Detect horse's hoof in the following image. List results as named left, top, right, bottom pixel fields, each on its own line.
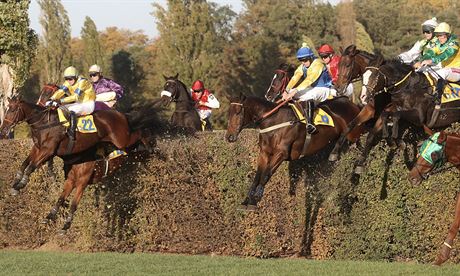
left=58, top=229, right=67, bottom=236
left=246, top=205, right=258, bottom=211
left=354, top=166, right=364, bottom=175
left=41, top=218, right=50, bottom=224
left=10, top=188, right=19, bottom=196
left=237, top=204, right=248, bottom=211
left=328, top=153, right=338, bottom=162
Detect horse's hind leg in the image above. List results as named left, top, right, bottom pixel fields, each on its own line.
left=61, top=166, right=92, bottom=232
left=434, top=192, right=460, bottom=266
left=42, top=172, right=76, bottom=224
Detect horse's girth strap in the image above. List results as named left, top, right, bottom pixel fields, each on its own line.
left=259, top=121, right=294, bottom=133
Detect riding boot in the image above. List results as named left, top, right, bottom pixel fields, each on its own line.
left=434, top=78, right=445, bottom=107
left=68, top=111, right=77, bottom=140
left=305, top=100, right=316, bottom=134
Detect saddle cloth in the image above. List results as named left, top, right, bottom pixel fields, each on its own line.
left=288, top=103, right=334, bottom=127
left=57, top=109, right=98, bottom=133
left=424, top=73, right=460, bottom=104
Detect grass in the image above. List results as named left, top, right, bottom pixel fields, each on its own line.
left=0, top=250, right=459, bottom=275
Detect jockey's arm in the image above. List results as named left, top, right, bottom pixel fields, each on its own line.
left=50, top=83, right=70, bottom=101
left=285, top=65, right=303, bottom=91
left=108, top=79, right=124, bottom=99
left=399, top=40, right=422, bottom=63
left=296, top=61, right=323, bottom=90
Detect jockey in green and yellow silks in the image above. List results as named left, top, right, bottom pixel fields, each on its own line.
left=282, top=43, right=337, bottom=134
left=415, top=22, right=460, bottom=106
left=46, top=66, right=96, bottom=139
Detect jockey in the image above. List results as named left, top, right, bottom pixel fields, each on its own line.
left=282, top=43, right=336, bottom=134
left=46, top=66, right=96, bottom=140
left=318, top=44, right=354, bottom=97
left=398, top=17, right=439, bottom=67
left=416, top=22, right=460, bottom=106
left=89, top=64, right=124, bottom=109
left=190, top=80, right=220, bottom=130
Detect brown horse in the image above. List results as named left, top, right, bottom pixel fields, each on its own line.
left=265, top=63, right=297, bottom=102
left=160, top=74, right=203, bottom=132
left=0, top=96, right=149, bottom=195
left=408, top=130, right=460, bottom=265
left=225, top=94, right=363, bottom=208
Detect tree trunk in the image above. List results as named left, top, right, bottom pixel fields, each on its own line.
left=0, top=64, right=15, bottom=124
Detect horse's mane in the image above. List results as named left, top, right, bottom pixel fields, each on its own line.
left=383, top=59, right=413, bottom=73
left=246, top=96, right=277, bottom=108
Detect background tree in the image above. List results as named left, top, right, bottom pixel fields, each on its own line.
left=0, top=0, right=37, bottom=122
left=81, top=16, right=104, bottom=72
left=37, top=0, right=71, bottom=83
left=336, top=0, right=356, bottom=48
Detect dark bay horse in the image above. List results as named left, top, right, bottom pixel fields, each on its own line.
left=225, top=94, right=363, bottom=208
left=265, top=63, right=297, bottom=102
left=160, top=74, right=203, bottom=132
left=0, top=96, right=149, bottom=195
left=356, top=61, right=460, bottom=173
left=408, top=130, right=460, bottom=265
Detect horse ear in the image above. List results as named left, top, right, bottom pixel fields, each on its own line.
left=339, top=46, right=343, bottom=55
left=437, top=131, right=447, bottom=144
left=374, top=54, right=385, bottom=66
left=350, top=45, right=357, bottom=56
left=174, top=73, right=179, bottom=79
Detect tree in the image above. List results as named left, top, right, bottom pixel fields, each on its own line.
left=0, top=0, right=37, bottom=122
left=336, top=0, right=356, bottom=47
left=37, top=0, right=71, bottom=83
left=81, top=16, right=104, bottom=72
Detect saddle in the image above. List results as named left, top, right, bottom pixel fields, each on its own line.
left=424, top=73, right=460, bottom=104
left=57, top=109, right=98, bottom=133
left=289, top=102, right=335, bottom=127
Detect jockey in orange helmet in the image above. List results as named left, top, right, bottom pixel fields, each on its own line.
left=190, top=80, right=220, bottom=130
left=318, top=44, right=354, bottom=97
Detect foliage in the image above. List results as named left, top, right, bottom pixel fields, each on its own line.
left=37, top=0, right=71, bottom=83
left=80, top=16, right=104, bottom=72
left=0, top=0, right=37, bottom=89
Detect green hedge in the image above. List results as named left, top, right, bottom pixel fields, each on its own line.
left=0, top=129, right=458, bottom=263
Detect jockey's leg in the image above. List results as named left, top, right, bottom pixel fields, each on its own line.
left=65, top=101, right=95, bottom=139
left=95, top=92, right=117, bottom=108
left=296, top=87, right=330, bottom=134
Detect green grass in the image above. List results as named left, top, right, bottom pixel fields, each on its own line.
left=0, top=250, right=459, bottom=275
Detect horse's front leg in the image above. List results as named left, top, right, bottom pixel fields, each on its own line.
left=434, top=192, right=460, bottom=266
left=354, top=115, right=384, bottom=175
left=10, top=146, right=39, bottom=195
left=12, top=147, right=53, bottom=195
left=247, top=148, right=288, bottom=210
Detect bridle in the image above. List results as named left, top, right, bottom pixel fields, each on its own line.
left=266, top=69, right=289, bottom=101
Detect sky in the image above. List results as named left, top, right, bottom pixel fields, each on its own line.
left=29, top=0, right=339, bottom=39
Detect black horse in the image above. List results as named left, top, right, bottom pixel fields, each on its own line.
left=354, top=60, right=460, bottom=172
left=160, top=74, right=204, bottom=132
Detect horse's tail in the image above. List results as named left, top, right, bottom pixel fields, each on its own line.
left=125, top=99, right=170, bottom=135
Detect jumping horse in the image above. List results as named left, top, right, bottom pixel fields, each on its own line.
left=0, top=94, right=150, bottom=196
left=160, top=74, right=204, bottom=132
left=408, top=130, right=460, bottom=265
left=358, top=61, right=460, bottom=173
left=225, top=94, right=363, bottom=209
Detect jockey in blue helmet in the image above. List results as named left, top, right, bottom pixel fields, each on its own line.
left=282, top=43, right=336, bottom=134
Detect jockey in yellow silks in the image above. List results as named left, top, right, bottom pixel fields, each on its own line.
left=46, top=66, right=96, bottom=139
left=282, top=43, right=337, bottom=134
left=415, top=22, right=460, bottom=106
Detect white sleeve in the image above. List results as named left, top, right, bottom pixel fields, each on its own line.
left=205, top=94, right=220, bottom=109
left=398, top=41, right=422, bottom=63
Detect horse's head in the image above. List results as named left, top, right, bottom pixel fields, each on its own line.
left=336, top=45, right=360, bottom=93
left=0, top=96, right=26, bottom=138
left=36, top=84, right=59, bottom=107
left=265, top=63, right=295, bottom=102
left=408, top=131, right=447, bottom=185
left=160, top=73, right=181, bottom=106
left=362, top=66, right=387, bottom=103
left=225, top=93, right=246, bottom=143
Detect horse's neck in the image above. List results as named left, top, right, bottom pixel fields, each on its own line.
left=176, top=85, right=194, bottom=109
left=244, top=99, right=286, bottom=126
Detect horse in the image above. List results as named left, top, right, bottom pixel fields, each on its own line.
left=225, top=94, right=363, bottom=209
left=355, top=61, right=460, bottom=174
left=265, top=63, right=297, bottom=102
left=408, top=130, right=460, bottom=265
left=159, top=74, right=203, bottom=132
left=0, top=96, right=152, bottom=195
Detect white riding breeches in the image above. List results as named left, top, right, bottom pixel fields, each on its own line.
left=295, top=86, right=337, bottom=102
left=197, top=109, right=212, bottom=120
left=344, top=83, right=354, bottom=97
left=63, top=101, right=95, bottom=116
left=430, top=67, right=460, bottom=82
left=96, top=92, right=117, bottom=108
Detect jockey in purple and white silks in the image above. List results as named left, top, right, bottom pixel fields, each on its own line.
left=88, top=64, right=124, bottom=110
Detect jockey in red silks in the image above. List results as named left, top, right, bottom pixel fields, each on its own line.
left=318, top=44, right=354, bottom=97
left=190, top=80, right=220, bottom=130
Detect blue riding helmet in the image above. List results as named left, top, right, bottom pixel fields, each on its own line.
left=296, top=47, right=315, bottom=60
